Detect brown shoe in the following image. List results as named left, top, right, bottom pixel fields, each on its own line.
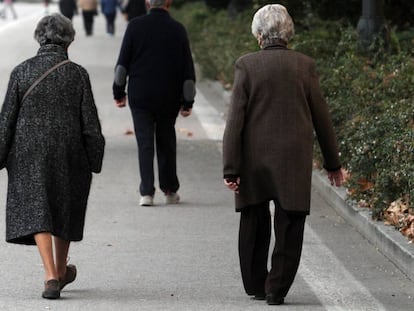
left=59, top=264, right=77, bottom=290
left=42, top=279, right=60, bottom=299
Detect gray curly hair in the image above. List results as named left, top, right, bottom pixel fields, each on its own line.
left=34, top=13, right=75, bottom=48
left=251, top=4, right=294, bottom=46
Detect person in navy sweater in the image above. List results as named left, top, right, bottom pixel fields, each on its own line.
left=113, top=0, right=196, bottom=206
left=101, top=0, right=121, bottom=35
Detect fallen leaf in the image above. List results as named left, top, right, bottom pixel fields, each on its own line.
left=358, top=199, right=371, bottom=208
left=178, top=128, right=194, bottom=137
left=357, top=178, right=373, bottom=192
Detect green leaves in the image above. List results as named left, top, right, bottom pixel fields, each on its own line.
left=317, top=27, right=414, bottom=219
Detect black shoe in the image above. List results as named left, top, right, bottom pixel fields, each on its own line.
left=266, top=293, right=284, bottom=305
left=42, top=279, right=60, bottom=299
left=250, top=293, right=266, bottom=300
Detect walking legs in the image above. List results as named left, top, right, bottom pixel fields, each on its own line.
left=34, top=233, right=58, bottom=281
left=34, top=232, right=71, bottom=281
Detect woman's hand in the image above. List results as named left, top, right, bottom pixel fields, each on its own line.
left=115, top=97, right=127, bottom=108
left=327, top=169, right=345, bottom=187
left=224, top=177, right=240, bottom=194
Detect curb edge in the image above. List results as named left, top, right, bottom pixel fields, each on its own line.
left=312, top=170, right=414, bottom=282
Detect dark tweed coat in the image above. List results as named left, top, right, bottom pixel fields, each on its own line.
left=0, top=44, right=105, bottom=245
left=223, top=43, right=341, bottom=213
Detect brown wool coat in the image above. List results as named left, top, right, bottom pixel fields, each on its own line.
left=223, top=43, right=341, bottom=213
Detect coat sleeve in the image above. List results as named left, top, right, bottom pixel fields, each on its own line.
left=0, top=70, right=20, bottom=170
left=79, top=68, right=105, bottom=173
left=307, top=60, right=341, bottom=171
left=181, top=28, right=196, bottom=109
left=223, top=59, right=248, bottom=178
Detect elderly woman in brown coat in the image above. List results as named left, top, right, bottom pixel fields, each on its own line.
left=223, top=4, right=344, bottom=306
left=0, top=14, right=105, bottom=299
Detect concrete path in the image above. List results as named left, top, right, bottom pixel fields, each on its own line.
left=0, top=3, right=413, bottom=310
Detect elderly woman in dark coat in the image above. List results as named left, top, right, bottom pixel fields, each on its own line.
left=0, top=13, right=105, bottom=299
left=223, top=4, right=344, bottom=306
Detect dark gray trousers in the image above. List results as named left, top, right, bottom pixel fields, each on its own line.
left=130, top=108, right=179, bottom=196
left=239, top=201, right=306, bottom=297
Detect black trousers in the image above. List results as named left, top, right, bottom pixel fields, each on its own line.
left=105, top=13, right=116, bottom=34
left=82, top=11, right=95, bottom=35
left=130, top=108, right=179, bottom=196
left=239, top=201, right=306, bottom=298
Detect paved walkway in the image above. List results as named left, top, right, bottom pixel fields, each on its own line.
left=0, top=3, right=413, bottom=311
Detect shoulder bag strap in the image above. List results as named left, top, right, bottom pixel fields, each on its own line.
left=21, top=59, right=71, bottom=103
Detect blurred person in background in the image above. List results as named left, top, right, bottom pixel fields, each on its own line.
left=0, top=13, right=105, bottom=299
left=78, top=0, right=98, bottom=36
left=59, top=0, right=78, bottom=21
left=101, top=0, right=121, bottom=35
left=0, top=0, right=17, bottom=19
left=44, top=0, right=50, bottom=14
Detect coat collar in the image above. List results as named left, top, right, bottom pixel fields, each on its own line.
left=262, top=40, right=288, bottom=50
left=37, top=44, right=68, bottom=57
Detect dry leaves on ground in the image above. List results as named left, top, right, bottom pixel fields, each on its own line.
left=384, top=199, right=414, bottom=243
left=124, top=129, right=134, bottom=135
left=178, top=128, right=193, bottom=137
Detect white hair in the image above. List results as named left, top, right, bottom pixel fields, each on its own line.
left=148, top=0, right=168, bottom=7
left=251, top=4, right=294, bottom=45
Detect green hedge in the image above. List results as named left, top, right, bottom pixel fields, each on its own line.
left=317, top=30, right=414, bottom=218
left=171, top=3, right=414, bottom=218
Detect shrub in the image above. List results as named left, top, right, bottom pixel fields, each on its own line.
left=317, top=29, right=414, bottom=218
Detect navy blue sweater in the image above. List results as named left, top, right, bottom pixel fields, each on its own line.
left=113, top=8, right=196, bottom=113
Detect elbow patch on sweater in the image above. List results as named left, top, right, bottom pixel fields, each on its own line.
left=114, top=65, right=127, bottom=86
left=183, top=80, right=196, bottom=102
